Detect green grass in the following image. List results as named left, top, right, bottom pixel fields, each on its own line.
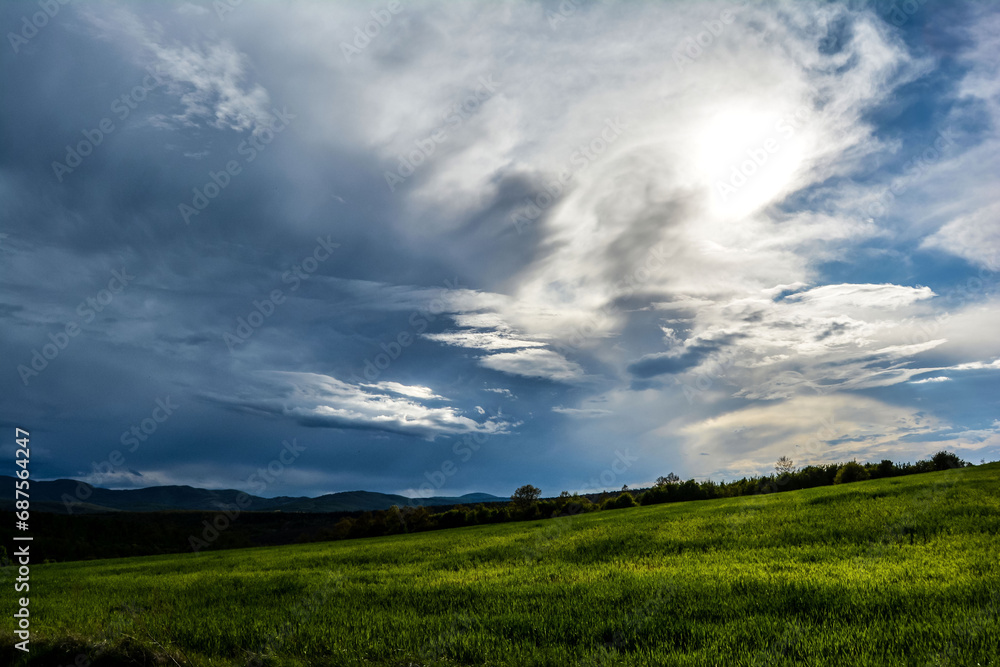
left=8, top=464, right=1000, bottom=666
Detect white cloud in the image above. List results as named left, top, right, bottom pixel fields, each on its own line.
left=423, top=330, right=547, bottom=351
left=634, top=283, right=950, bottom=399
left=79, top=5, right=274, bottom=134
left=910, top=376, right=951, bottom=384
left=782, top=283, right=936, bottom=311
left=480, top=348, right=584, bottom=382
left=951, top=358, right=1000, bottom=371
left=361, top=381, right=446, bottom=401
left=922, top=202, right=1000, bottom=272
left=676, top=393, right=947, bottom=477
left=212, top=371, right=508, bottom=440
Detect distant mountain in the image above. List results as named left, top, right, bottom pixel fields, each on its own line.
left=0, top=476, right=504, bottom=514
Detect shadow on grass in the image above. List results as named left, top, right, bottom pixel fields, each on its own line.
left=1, top=635, right=190, bottom=667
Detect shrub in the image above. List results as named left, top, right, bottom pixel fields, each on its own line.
left=612, top=492, right=638, bottom=509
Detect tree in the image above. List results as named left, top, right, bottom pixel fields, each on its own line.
left=834, top=461, right=869, bottom=485
left=775, top=456, right=795, bottom=476
left=931, top=451, right=966, bottom=471
left=511, top=484, right=541, bottom=508
left=655, top=473, right=680, bottom=487
left=873, top=459, right=895, bottom=478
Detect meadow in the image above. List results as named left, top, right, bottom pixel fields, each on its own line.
left=6, top=463, right=1000, bottom=666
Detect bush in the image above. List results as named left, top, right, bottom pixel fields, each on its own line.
left=834, top=461, right=869, bottom=485
left=567, top=496, right=595, bottom=513
left=612, top=492, right=638, bottom=509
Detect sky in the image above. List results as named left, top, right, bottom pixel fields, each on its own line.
left=2, top=0, right=999, bottom=499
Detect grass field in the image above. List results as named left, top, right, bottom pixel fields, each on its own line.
left=7, top=463, right=1000, bottom=666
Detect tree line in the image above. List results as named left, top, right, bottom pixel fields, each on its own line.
left=327, top=450, right=972, bottom=539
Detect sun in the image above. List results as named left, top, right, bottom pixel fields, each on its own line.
left=694, top=103, right=813, bottom=220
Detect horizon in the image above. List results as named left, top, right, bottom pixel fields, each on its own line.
left=3, top=0, right=999, bottom=500
left=18, top=444, right=984, bottom=501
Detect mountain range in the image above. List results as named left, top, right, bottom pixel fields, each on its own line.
left=1, top=476, right=504, bottom=514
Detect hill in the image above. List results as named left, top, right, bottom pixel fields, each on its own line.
left=0, top=475, right=503, bottom=514
left=5, top=463, right=999, bottom=666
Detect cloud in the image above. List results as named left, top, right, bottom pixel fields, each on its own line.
left=480, top=348, right=584, bottom=382
left=627, top=342, right=726, bottom=379
left=921, top=202, right=1000, bottom=271
left=422, top=312, right=582, bottom=382
left=951, top=358, right=1000, bottom=371
left=552, top=406, right=613, bottom=418
left=910, top=376, right=951, bottom=384
left=631, top=283, right=950, bottom=398
left=781, top=283, right=936, bottom=310
left=360, top=381, right=446, bottom=401
left=78, top=5, right=274, bottom=134
left=209, top=371, right=508, bottom=440
left=677, top=393, right=948, bottom=477
left=423, top=330, right=547, bottom=351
